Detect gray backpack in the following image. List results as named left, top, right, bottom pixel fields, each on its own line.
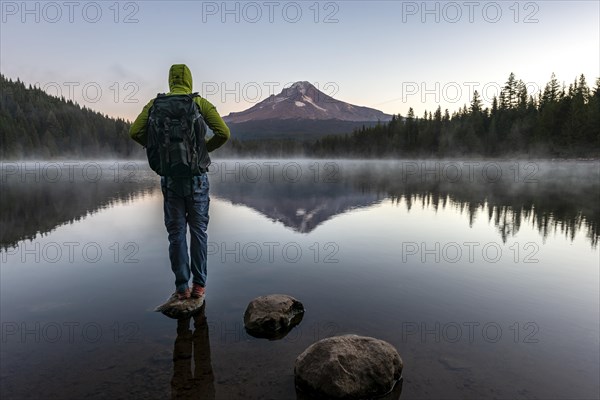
left=146, top=93, right=210, bottom=177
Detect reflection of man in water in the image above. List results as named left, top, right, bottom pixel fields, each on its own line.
left=172, top=305, right=215, bottom=400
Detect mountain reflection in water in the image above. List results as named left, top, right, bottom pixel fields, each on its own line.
left=1, top=160, right=598, bottom=249
left=0, top=159, right=598, bottom=399
left=208, top=160, right=599, bottom=246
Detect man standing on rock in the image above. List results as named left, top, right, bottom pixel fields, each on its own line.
left=129, top=64, right=230, bottom=300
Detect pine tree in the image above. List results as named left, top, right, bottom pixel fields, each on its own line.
left=470, top=90, right=483, bottom=114
left=542, top=73, right=561, bottom=107
left=501, top=72, right=519, bottom=110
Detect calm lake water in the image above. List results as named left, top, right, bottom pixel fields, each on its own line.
left=1, top=159, right=599, bottom=400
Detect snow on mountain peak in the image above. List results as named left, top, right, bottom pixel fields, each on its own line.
left=224, top=80, right=392, bottom=123
left=288, top=81, right=313, bottom=95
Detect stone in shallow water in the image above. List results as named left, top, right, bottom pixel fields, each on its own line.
left=243, top=294, right=304, bottom=340
left=154, top=293, right=205, bottom=319
left=294, top=334, right=403, bottom=399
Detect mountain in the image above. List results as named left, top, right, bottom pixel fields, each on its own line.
left=223, top=81, right=392, bottom=140
left=225, top=81, right=391, bottom=122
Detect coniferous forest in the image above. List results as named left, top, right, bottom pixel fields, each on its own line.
left=0, top=74, right=140, bottom=159
left=1, top=73, right=598, bottom=159
left=222, top=73, right=600, bottom=158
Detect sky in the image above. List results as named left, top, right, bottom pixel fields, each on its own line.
left=1, top=0, right=599, bottom=121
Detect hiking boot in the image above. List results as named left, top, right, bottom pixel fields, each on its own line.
left=191, top=284, right=205, bottom=298
left=176, top=288, right=191, bottom=300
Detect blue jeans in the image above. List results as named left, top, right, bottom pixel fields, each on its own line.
left=161, top=174, right=210, bottom=293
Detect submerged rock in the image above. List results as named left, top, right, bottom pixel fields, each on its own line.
left=295, top=334, right=403, bottom=399
left=296, top=380, right=403, bottom=400
left=243, top=294, right=304, bottom=340
left=154, top=293, right=205, bottom=319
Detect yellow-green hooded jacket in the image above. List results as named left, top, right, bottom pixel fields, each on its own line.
left=129, top=64, right=230, bottom=152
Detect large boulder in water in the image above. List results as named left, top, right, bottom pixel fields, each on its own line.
left=154, top=293, right=205, bottom=319
left=243, top=294, right=304, bottom=340
left=295, top=334, right=403, bottom=399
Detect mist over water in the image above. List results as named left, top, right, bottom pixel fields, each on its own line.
left=4, top=159, right=596, bottom=248
left=1, top=159, right=598, bottom=399
left=0, top=161, right=159, bottom=250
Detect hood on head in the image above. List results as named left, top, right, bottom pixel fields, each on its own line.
left=169, top=64, right=193, bottom=93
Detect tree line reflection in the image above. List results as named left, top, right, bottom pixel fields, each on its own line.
left=1, top=161, right=597, bottom=250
